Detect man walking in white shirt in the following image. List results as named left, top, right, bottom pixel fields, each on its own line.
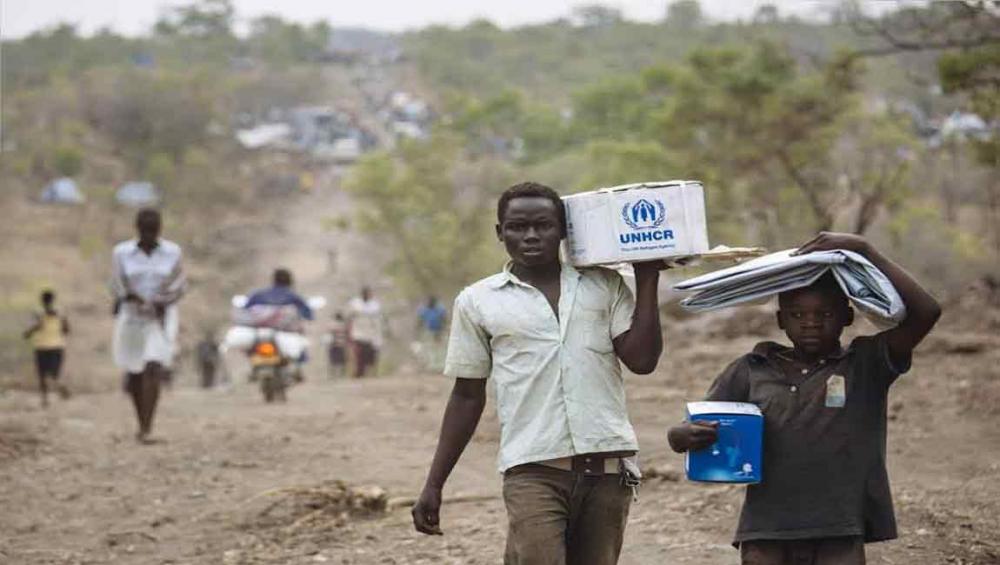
left=411, top=182, right=670, bottom=565
left=347, top=286, right=384, bottom=378
left=112, top=209, right=186, bottom=443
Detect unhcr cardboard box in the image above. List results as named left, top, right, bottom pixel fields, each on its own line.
left=685, top=401, right=763, bottom=484
left=562, top=181, right=710, bottom=267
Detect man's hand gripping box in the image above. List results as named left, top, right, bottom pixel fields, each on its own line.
left=685, top=401, right=763, bottom=484
left=562, top=181, right=710, bottom=267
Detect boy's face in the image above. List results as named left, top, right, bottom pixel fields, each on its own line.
left=777, top=288, right=853, bottom=357
left=496, top=197, right=563, bottom=268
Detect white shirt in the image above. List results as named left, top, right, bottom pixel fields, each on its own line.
left=444, top=262, right=639, bottom=472
left=348, top=297, right=383, bottom=346
left=112, top=239, right=185, bottom=316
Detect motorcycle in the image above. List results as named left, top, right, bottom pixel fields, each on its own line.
left=248, top=328, right=292, bottom=402
left=224, top=295, right=325, bottom=403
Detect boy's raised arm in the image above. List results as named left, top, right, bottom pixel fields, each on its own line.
left=794, top=232, right=942, bottom=363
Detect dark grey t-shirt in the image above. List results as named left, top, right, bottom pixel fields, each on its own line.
left=706, top=334, right=911, bottom=544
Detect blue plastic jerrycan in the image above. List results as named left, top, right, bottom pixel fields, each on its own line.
left=684, top=401, right=763, bottom=484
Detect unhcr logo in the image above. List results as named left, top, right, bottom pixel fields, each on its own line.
left=620, top=198, right=674, bottom=244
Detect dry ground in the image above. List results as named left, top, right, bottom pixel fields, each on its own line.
left=3, top=61, right=999, bottom=564
left=1, top=301, right=999, bottom=564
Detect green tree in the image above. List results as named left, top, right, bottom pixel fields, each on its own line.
left=557, top=42, right=882, bottom=241
left=573, top=5, right=623, bottom=28
left=344, top=134, right=513, bottom=298
left=146, top=152, right=177, bottom=191
left=153, top=0, right=239, bottom=66
left=832, top=111, right=919, bottom=235
left=753, top=4, right=780, bottom=24
left=939, top=45, right=1000, bottom=253
left=849, top=1, right=1000, bottom=254
left=665, top=0, right=703, bottom=29
left=52, top=146, right=83, bottom=177
left=579, top=140, right=675, bottom=189
left=155, top=0, right=235, bottom=38
left=246, top=16, right=330, bottom=64
left=571, top=76, right=651, bottom=141
left=83, top=69, right=215, bottom=168
left=655, top=45, right=862, bottom=234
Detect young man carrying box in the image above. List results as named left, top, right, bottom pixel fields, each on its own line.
left=412, top=182, right=671, bottom=565
left=669, top=232, right=941, bottom=565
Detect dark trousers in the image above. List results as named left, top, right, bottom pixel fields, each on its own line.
left=353, top=340, right=377, bottom=378
left=199, top=361, right=216, bottom=388
left=35, top=349, right=64, bottom=378
left=741, top=537, right=865, bottom=565
left=502, top=464, right=631, bottom=565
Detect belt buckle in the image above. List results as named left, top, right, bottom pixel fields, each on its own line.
left=572, top=454, right=610, bottom=476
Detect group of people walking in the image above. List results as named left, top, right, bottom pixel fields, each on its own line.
left=25, top=206, right=396, bottom=438
left=23, top=178, right=943, bottom=564
left=24, top=209, right=183, bottom=443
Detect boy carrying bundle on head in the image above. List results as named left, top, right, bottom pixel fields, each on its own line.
left=669, top=232, right=941, bottom=565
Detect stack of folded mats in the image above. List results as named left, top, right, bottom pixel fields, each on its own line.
left=673, top=249, right=906, bottom=328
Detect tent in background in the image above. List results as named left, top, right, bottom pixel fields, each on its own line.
left=40, top=177, right=85, bottom=204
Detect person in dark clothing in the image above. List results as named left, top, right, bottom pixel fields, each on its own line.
left=668, top=232, right=942, bottom=565
left=416, top=296, right=447, bottom=342
left=326, top=312, right=349, bottom=378
left=245, top=269, right=314, bottom=321
left=196, top=331, right=220, bottom=389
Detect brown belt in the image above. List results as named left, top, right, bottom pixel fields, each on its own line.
left=535, top=452, right=633, bottom=476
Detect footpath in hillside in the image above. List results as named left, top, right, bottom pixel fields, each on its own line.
left=3, top=64, right=1000, bottom=564
left=2, top=299, right=1000, bottom=564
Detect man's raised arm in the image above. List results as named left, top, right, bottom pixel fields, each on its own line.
left=613, top=262, right=666, bottom=374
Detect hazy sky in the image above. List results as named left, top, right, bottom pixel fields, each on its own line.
left=1, top=0, right=865, bottom=39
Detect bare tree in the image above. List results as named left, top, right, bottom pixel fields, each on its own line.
left=846, top=1, right=1000, bottom=58
left=847, top=1, right=1000, bottom=254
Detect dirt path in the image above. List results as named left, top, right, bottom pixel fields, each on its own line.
left=3, top=62, right=1000, bottom=565
left=2, top=318, right=999, bottom=564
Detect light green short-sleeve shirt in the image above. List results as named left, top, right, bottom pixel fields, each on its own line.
left=444, top=262, right=639, bottom=472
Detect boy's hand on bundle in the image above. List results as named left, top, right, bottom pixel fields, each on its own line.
left=793, top=232, right=870, bottom=256
left=667, top=420, right=719, bottom=453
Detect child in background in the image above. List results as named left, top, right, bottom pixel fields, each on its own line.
left=326, top=312, right=349, bottom=378
left=669, top=232, right=941, bottom=565
left=23, top=290, right=71, bottom=407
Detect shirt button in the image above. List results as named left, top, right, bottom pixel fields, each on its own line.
left=800, top=368, right=808, bottom=375
left=820, top=360, right=826, bottom=365
left=790, top=385, right=798, bottom=392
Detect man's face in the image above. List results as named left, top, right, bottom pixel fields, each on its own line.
left=496, top=196, right=563, bottom=268
left=136, top=215, right=161, bottom=245
left=777, top=289, right=852, bottom=356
